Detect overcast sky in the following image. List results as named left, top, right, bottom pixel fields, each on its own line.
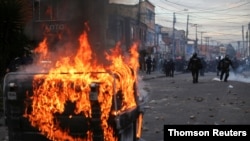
left=110, top=0, right=250, bottom=45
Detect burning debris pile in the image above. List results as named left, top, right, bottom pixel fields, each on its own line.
left=20, top=28, right=141, bottom=141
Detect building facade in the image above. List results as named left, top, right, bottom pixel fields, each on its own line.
left=139, top=0, right=156, bottom=53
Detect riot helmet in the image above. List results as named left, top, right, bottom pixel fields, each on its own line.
left=193, top=52, right=197, bottom=57
left=225, top=55, right=229, bottom=59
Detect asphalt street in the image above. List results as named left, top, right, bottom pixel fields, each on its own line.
left=139, top=70, right=250, bottom=141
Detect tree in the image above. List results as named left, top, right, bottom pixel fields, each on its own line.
left=0, top=0, right=32, bottom=77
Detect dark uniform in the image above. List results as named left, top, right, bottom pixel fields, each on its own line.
left=218, top=55, right=233, bottom=82
left=187, top=53, right=203, bottom=83
left=164, top=59, right=170, bottom=77
left=146, top=56, right=152, bottom=74
left=164, top=58, right=175, bottom=77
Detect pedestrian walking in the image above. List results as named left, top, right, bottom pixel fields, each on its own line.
left=217, top=55, right=233, bottom=82
left=168, top=58, right=175, bottom=77
left=163, top=59, right=170, bottom=77
left=187, top=52, right=203, bottom=83
left=146, top=56, right=152, bottom=74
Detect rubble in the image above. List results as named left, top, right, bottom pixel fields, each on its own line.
left=194, top=96, right=204, bottom=102
left=189, top=115, right=195, bottom=119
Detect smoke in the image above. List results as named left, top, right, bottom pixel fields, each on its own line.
left=21, top=0, right=115, bottom=73
left=138, top=75, right=149, bottom=103
left=228, top=71, right=250, bottom=83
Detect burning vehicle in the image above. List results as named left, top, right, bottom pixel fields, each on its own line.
left=3, top=1, right=146, bottom=140
left=3, top=25, right=144, bottom=140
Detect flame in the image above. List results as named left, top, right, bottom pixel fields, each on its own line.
left=34, top=37, right=49, bottom=59
left=136, top=113, right=143, bottom=138
left=24, top=29, right=140, bottom=141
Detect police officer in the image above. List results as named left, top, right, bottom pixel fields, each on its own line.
left=168, top=58, right=175, bottom=77
left=218, top=55, right=233, bottom=82
left=187, top=52, right=203, bottom=83
left=145, top=56, right=152, bottom=74
left=164, top=59, right=171, bottom=77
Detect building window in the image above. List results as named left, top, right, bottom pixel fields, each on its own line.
left=146, top=9, right=154, bottom=23
left=33, top=0, right=71, bottom=21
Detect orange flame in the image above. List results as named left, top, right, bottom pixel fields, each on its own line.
left=24, top=29, right=139, bottom=141
left=33, top=37, right=49, bottom=59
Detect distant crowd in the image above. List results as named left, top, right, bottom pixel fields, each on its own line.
left=139, top=53, right=250, bottom=82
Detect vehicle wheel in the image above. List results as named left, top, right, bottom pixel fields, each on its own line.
left=118, top=121, right=136, bottom=141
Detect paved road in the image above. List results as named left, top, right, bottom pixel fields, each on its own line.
left=139, top=71, right=250, bottom=141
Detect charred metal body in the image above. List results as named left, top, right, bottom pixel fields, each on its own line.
left=3, top=72, right=143, bottom=141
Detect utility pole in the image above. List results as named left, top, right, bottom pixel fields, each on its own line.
left=247, top=31, right=249, bottom=57
left=172, top=12, right=176, bottom=59
left=237, top=41, right=240, bottom=57
left=185, top=13, right=189, bottom=60
left=242, top=25, right=245, bottom=57
left=198, top=31, right=206, bottom=55
left=186, top=14, right=189, bottom=42
left=198, top=31, right=206, bottom=47
left=248, top=22, right=250, bottom=56
left=192, top=24, right=198, bottom=53
left=205, top=37, right=210, bottom=57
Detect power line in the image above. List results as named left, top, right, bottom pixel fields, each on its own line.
left=151, top=0, right=249, bottom=44
left=161, top=0, right=250, bottom=13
